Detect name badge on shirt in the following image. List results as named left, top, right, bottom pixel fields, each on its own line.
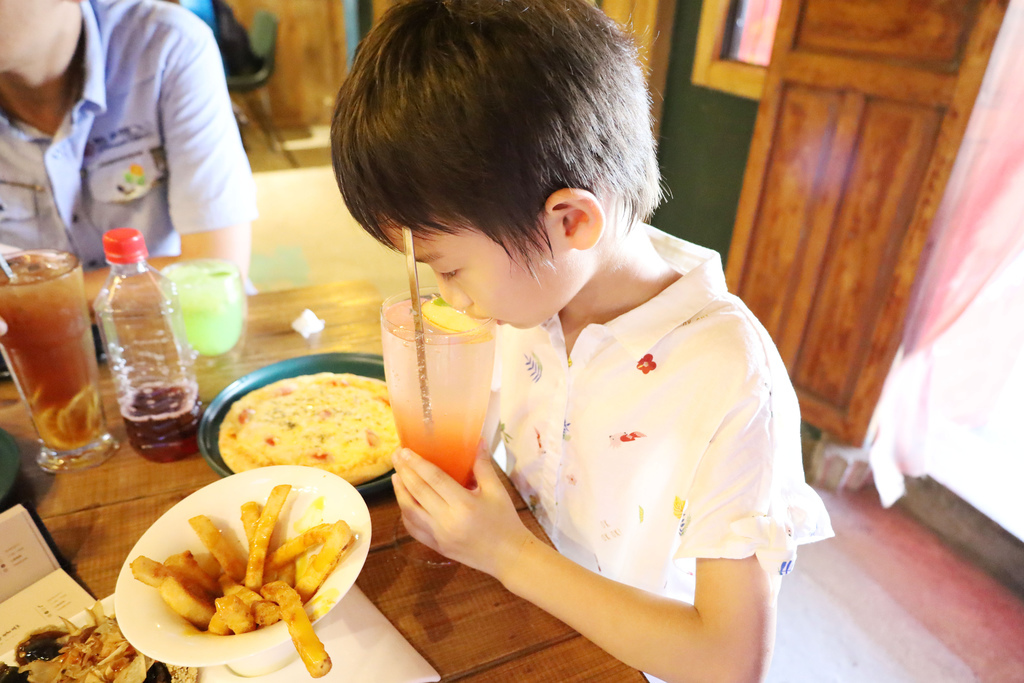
left=85, top=145, right=167, bottom=204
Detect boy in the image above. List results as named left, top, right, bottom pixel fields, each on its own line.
left=331, top=0, right=833, bottom=680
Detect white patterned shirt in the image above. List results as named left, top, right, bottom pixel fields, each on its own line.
left=497, top=226, right=833, bottom=604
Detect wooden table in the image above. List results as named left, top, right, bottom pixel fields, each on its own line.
left=2, top=282, right=643, bottom=682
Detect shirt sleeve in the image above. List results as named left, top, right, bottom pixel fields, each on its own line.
left=158, top=18, right=258, bottom=233
left=672, top=321, right=833, bottom=576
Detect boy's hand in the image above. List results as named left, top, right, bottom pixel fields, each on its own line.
left=391, top=444, right=533, bottom=578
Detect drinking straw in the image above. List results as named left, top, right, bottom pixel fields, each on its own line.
left=403, top=228, right=433, bottom=425
left=0, top=253, right=13, bottom=281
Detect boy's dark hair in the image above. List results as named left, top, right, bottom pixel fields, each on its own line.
left=330, top=0, right=661, bottom=263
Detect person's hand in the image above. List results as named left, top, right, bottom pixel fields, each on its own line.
left=391, top=443, right=533, bottom=577
left=0, top=314, right=6, bottom=337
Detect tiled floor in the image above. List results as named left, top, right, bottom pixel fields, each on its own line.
left=773, top=486, right=1024, bottom=682
left=243, top=130, right=1024, bottom=683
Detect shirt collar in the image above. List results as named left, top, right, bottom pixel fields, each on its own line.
left=78, top=0, right=107, bottom=116
left=601, top=226, right=730, bottom=358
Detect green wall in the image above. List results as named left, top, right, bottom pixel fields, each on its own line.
left=651, top=0, right=760, bottom=263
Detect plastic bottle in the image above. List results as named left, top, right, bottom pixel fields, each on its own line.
left=93, top=228, right=203, bottom=462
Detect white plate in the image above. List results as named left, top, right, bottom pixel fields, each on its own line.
left=114, top=466, right=371, bottom=674
left=199, top=587, right=440, bottom=683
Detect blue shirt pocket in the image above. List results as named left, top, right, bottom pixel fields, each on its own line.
left=0, top=181, right=41, bottom=223
left=0, top=180, right=44, bottom=250
left=85, top=145, right=167, bottom=204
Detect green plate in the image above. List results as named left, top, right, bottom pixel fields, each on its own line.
left=197, top=352, right=394, bottom=498
left=0, top=427, right=20, bottom=508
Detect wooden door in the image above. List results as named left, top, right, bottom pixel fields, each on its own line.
left=726, top=0, right=1009, bottom=445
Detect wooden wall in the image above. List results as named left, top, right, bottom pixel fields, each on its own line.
left=229, top=0, right=350, bottom=128
left=229, top=0, right=675, bottom=130
left=651, top=0, right=760, bottom=258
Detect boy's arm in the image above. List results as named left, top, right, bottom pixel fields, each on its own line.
left=392, top=448, right=777, bottom=683
left=503, top=539, right=776, bottom=683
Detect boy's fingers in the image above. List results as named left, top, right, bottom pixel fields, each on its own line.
left=392, top=473, right=432, bottom=535
left=393, top=448, right=457, bottom=507
left=391, top=472, right=414, bottom=509
left=475, top=439, right=491, bottom=462
left=472, top=448, right=502, bottom=490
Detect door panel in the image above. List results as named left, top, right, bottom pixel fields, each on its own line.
left=796, top=0, right=980, bottom=66
left=740, top=86, right=841, bottom=338
left=795, top=101, right=941, bottom=406
left=727, top=0, right=1008, bottom=444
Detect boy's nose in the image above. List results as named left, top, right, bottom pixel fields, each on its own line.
left=437, top=279, right=472, bottom=312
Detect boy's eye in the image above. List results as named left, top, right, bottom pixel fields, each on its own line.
left=438, top=270, right=458, bottom=281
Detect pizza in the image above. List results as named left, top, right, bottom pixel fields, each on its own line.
left=218, top=372, right=399, bottom=484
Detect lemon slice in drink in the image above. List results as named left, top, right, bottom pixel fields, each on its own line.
left=421, top=296, right=483, bottom=332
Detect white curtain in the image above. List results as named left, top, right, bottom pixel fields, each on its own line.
left=868, top=0, right=1024, bottom=507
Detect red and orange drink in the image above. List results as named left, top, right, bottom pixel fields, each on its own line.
left=380, top=289, right=496, bottom=487
left=0, top=251, right=117, bottom=471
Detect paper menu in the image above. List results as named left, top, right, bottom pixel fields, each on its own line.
left=0, top=568, right=95, bottom=657
left=0, top=504, right=95, bottom=658
left=0, top=504, right=62, bottom=603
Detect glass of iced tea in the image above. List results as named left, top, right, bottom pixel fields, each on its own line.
left=0, top=250, right=117, bottom=471
left=381, top=287, right=496, bottom=563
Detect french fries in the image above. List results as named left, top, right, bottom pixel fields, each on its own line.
left=131, top=553, right=217, bottom=597
left=214, top=594, right=257, bottom=634
left=240, top=501, right=261, bottom=548
left=244, top=484, right=291, bottom=590
left=159, top=577, right=215, bottom=630
left=252, top=600, right=282, bottom=626
left=262, top=582, right=332, bottom=678
left=132, top=487, right=356, bottom=679
left=188, top=514, right=247, bottom=582
left=165, top=550, right=221, bottom=595
left=295, top=521, right=353, bottom=603
left=267, top=523, right=332, bottom=571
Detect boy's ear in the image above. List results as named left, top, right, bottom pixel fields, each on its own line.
left=543, top=188, right=605, bottom=252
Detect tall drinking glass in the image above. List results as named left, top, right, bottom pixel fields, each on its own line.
left=0, top=250, right=117, bottom=471
left=381, top=287, right=496, bottom=561
left=161, top=259, right=246, bottom=357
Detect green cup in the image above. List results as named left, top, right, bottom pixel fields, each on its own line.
left=162, top=259, right=246, bottom=356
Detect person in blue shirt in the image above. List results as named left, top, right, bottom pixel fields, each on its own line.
left=0, top=0, right=257, bottom=301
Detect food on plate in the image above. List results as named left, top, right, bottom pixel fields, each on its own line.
left=186, top=515, right=247, bottom=582
left=218, top=372, right=399, bottom=485
left=240, top=500, right=261, bottom=545
left=260, top=582, right=331, bottom=679
left=129, top=485, right=355, bottom=678
left=0, top=601, right=197, bottom=683
left=244, top=483, right=289, bottom=590
left=294, top=521, right=352, bottom=603
left=266, top=523, right=332, bottom=572
left=251, top=600, right=282, bottom=626
left=212, top=594, right=255, bottom=635
left=158, top=577, right=215, bottom=630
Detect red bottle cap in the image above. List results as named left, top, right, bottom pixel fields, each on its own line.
left=103, top=228, right=149, bottom=263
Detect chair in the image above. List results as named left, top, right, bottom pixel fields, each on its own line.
left=179, top=0, right=219, bottom=36
left=227, top=10, right=298, bottom=167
